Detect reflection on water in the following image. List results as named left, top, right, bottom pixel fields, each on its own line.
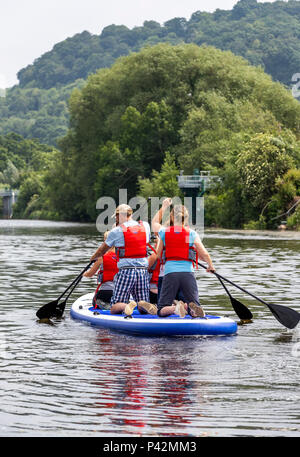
left=0, top=220, right=299, bottom=436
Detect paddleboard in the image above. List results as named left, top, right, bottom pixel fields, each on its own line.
left=70, top=293, right=238, bottom=336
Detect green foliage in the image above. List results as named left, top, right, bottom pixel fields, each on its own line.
left=243, top=215, right=267, bottom=230
left=94, top=141, right=144, bottom=203
left=14, top=1, right=300, bottom=90
left=287, top=205, right=300, bottom=229
left=0, top=80, right=85, bottom=145
left=44, top=43, right=300, bottom=224
left=275, top=168, right=300, bottom=209
left=13, top=173, right=43, bottom=218
left=138, top=152, right=182, bottom=198
left=0, top=133, right=57, bottom=179
left=236, top=133, right=295, bottom=211
left=2, top=40, right=300, bottom=229
left=2, top=1, right=300, bottom=148
left=0, top=160, right=19, bottom=187
left=0, top=133, right=59, bottom=218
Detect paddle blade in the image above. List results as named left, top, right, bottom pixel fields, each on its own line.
left=36, top=299, right=66, bottom=320
left=267, top=303, right=300, bottom=329
left=36, top=299, right=59, bottom=319
left=230, top=296, right=253, bottom=320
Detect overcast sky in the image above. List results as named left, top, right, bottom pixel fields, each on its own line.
left=0, top=0, right=274, bottom=88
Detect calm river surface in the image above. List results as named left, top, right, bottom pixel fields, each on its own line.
left=0, top=220, right=299, bottom=437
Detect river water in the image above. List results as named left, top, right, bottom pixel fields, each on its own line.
left=0, top=220, right=299, bottom=437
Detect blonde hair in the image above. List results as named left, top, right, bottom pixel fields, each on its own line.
left=170, top=205, right=189, bottom=226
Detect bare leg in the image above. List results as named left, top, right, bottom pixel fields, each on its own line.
left=158, top=305, right=176, bottom=317
left=159, top=302, right=188, bottom=318
left=110, top=302, right=127, bottom=314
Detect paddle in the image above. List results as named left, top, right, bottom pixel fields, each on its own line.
left=36, top=261, right=94, bottom=319
left=198, top=262, right=300, bottom=329
left=216, top=274, right=253, bottom=321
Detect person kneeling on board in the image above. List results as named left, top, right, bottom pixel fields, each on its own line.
left=90, top=204, right=157, bottom=316
left=156, top=204, right=215, bottom=318
left=84, top=231, right=118, bottom=309
left=151, top=197, right=187, bottom=304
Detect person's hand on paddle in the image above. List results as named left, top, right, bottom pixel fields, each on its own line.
left=194, top=237, right=215, bottom=274
left=206, top=263, right=216, bottom=274
left=84, top=259, right=102, bottom=277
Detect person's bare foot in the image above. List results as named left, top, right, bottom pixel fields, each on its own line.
left=124, top=301, right=137, bottom=316
left=188, top=302, right=206, bottom=318
left=138, top=301, right=157, bottom=315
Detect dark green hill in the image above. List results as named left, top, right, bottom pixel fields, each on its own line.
left=1, top=0, right=300, bottom=147
left=17, top=0, right=300, bottom=89
left=0, top=79, right=85, bottom=146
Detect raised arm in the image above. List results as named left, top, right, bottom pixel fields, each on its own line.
left=151, top=198, right=172, bottom=233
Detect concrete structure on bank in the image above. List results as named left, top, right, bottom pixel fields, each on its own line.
left=0, top=189, right=18, bottom=218
left=177, top=169, right=219, bottom=224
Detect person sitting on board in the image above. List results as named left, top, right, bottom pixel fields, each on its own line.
left=90, top=204, right=157, bottom=316
left=83, top=231, right=118, bottom=310
left=156, top=204, right=215, bottom=318
left=151, top=197, right=187, bottom=305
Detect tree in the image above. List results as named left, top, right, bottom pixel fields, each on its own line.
left=0, top=159, right=19, bottom=187
left=138, top=152, right=182, bottom=198
left=236, top=133, right=295, bottom=211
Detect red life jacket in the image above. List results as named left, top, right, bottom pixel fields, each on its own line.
left=147, top=243, right=160, bottom=285
left=116, top=221, right=147, bottom=259
left=164, top=225, right=198, bottom=264
left=94, top=251, right=118, bottom=308
left=98, top=251, right=119, bottom=284
left=149, top=258, right=160, bottom=285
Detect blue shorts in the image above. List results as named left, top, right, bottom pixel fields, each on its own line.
left=110, top=268, right=150, bottom=305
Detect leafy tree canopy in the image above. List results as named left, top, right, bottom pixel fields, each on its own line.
left=44, top=43, right=300, bottom=223
left=15, top=0, right=300, bottom=90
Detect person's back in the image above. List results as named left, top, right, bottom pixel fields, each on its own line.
left=156, top=205, right=215, bottom=318
left=90, top=204, right=157, bottom=316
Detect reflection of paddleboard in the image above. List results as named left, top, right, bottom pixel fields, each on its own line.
left=70, top=293, right=238, bottom=337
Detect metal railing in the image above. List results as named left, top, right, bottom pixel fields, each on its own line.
left=177, top=171, right=217, bottom=188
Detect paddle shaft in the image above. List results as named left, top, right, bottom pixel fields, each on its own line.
left=198, top=261, right=274, bottom=306
left=212, top=269, right=253, bottom=319
left=63, top=272, right=85, bottom=302
left=56, top=261, right=94, bottom=301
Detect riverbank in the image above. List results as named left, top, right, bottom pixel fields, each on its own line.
left=2, top=219, right=300, bottom=239
left=204, top=227, right=300, bottom=240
